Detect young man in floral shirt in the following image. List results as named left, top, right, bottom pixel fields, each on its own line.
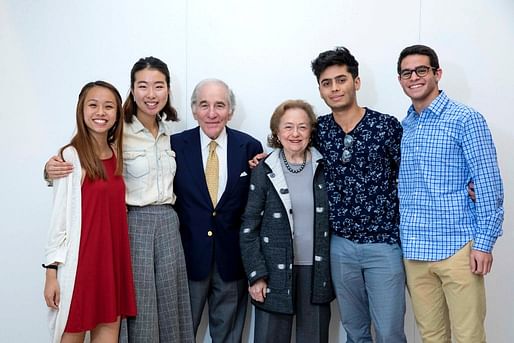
left=311, top=47, right=406, bottom=343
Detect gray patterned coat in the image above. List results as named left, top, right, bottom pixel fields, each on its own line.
left=240, top=147, right=334, bottom=314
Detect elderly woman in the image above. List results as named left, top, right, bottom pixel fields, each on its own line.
left=240, top=99, right=334, bottom=343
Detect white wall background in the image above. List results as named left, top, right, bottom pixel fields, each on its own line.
left=1, top=0, right=512, bottom=342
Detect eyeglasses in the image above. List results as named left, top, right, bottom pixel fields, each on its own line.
left=341, top=134, right=354, bottom=164
left=399, top=65, right=437, bottom=80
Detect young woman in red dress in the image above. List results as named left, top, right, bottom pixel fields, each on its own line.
left=43, top=81, right=137, bottom=343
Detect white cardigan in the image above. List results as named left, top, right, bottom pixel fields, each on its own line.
left=44, top=146, right=84, bottom=343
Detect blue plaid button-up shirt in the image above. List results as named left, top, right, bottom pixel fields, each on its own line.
left=399, top=91, right=504, bottom=261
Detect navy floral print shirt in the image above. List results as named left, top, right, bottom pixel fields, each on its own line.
left=315, top=108, right=402, bottom=244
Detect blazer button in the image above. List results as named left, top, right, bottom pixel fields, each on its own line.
left=212, top=211, right=217, bottom=216
left=207, top=230, right=213, bottom=237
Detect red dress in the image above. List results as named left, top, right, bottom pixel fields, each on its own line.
left=65, top=154, right=137, bottom=332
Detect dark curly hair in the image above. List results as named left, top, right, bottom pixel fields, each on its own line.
left=311, top=46, right=359, bottom=82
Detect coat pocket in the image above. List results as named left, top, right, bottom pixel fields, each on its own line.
left=265, top=247, right=288, bottom=289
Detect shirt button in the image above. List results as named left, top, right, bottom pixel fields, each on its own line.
left=207, top=230, right=213, bottom=237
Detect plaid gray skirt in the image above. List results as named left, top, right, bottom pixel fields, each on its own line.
left=120, top=204, right=194, bottom=343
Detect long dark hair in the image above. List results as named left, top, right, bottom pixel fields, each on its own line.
left=123, top=56, right=179, bottom=123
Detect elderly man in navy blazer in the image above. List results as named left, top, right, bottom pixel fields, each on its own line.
left=171, top=79, right=263, bottom=342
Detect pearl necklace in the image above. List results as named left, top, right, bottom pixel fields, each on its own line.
left=281, top=149, right=306, bottom=174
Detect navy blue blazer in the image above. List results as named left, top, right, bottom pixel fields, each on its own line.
left=171, top=126, right=263, bottom=282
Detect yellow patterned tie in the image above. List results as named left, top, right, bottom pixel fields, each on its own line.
left=205, top=140, right=219, bottom=207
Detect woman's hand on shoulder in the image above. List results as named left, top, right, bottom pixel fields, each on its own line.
left=45, top=155, right=73, bottom=180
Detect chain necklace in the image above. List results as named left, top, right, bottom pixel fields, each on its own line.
left=281, top=149, right=306, bottom=174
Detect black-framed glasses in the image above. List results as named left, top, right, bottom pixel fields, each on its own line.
left=399, top=65, right=437, bottom=80
left=341, top=134, right=354, bottom=164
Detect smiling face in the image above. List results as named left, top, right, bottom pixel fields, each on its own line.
left=277, top=108, right=312, bottom=157
left=398, top=54, right=442, bottom=112
left=83, top=86, right=118, bottom=141
left=132, top=68, right=169, bottom=120
left=318, top=64, right=360, bottom=113
left=192, top=82, right=233, bottom=139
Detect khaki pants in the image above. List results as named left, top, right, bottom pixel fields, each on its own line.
left=404, top=241, right=486, bottom=343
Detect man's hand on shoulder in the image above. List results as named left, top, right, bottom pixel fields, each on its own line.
left=248, top=152, right=267, bottom=169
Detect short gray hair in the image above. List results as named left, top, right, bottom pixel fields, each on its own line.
left=190, top=78, right=236, bottom=114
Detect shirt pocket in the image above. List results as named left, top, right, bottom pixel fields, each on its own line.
left=123, top=151, right=150, bottom=179
left=161, top=149, right=177, bottom=176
